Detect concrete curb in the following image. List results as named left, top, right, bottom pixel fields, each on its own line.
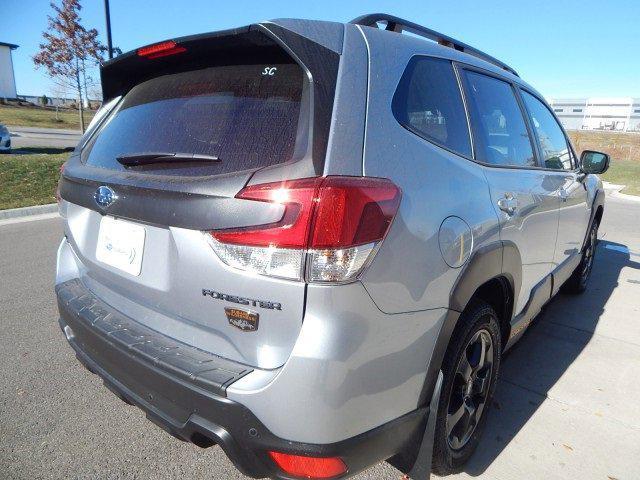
left=602, top=181, right=624, bottom=193
left=0, top=203, right=58, bottom=220
left=8, top=126, right=82, bottom=136
left=603, top=182, right=640, bottom=203
left=609, top=190, right=640, bottom=203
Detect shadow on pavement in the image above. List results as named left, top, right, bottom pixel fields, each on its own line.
left=463, top=239, right=640, bottom=475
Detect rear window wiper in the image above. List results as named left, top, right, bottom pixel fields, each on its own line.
left=116, top=152, right=221, bottom=166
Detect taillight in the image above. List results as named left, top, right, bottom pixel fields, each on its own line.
left=137, top=40, right=186, bottom=59
left=207, top=176, right=401, bottom=283
left=268, top=451, right=347, bottom=479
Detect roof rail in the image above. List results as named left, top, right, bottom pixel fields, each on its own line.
left=350, top=13, right=519, bottom=77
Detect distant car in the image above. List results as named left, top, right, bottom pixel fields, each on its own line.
left=0, top=123, right=10, bottom=153
left=55, top=14, right=609, bottom=479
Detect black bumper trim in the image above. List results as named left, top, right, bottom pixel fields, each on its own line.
left=56, top=279, right=252, bottom=397
left=57, top=279, right=427, bottom=479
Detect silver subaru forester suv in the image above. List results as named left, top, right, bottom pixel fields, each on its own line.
left=55, top=14, right=609, bottom=479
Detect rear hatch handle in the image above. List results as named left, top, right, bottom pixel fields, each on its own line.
left=116, top=152, right=221, bottom=167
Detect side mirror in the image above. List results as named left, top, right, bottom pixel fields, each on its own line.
left=580, top=150, right=610, bottom=175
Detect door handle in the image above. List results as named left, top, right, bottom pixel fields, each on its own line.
left=497, top=193, right=518, bottom=215
left=559, top=188, right=569, bottom=202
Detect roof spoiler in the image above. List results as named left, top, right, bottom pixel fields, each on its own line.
left=350, top=13, right=519, bottom=77
left=99, top=25, right=278, bottom=101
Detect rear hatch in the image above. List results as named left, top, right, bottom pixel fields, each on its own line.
left=59, top=24, right=341, bottom=369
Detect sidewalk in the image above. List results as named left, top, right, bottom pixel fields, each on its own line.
left=603, top=181, right=640, bottom=202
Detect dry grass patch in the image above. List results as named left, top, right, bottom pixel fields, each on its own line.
left=567, top=130, right=640, bottom=196
left=0, top=104, right=94, bottom=130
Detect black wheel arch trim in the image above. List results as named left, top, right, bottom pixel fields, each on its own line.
left=583, top=188, right=605, bottom=251
left=418, top=240, right=520, bottom=408
left=409, top=240, right=518, bottom=473
left=449, top=241, right=521, bottom=315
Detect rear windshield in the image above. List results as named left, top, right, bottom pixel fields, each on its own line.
left=82, top=63, right=305, bottom=176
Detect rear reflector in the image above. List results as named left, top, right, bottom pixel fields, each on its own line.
left=207, top=176, right=400, bottom=282
left=268, top=451, right=347, bottom=479
left=137, top=40, right=186, bottom=59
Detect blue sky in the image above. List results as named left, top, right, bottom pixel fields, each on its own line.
left=2, top=0, right=639, bottom=99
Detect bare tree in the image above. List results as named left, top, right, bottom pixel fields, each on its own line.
left=33, top=0, right=106, bottom=132
left=87, top=82, right=104, bottom=108
left=50, top=80, right=75, bottom=122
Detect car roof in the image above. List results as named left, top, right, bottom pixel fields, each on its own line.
left=270, top=17, right=545, bottom=100
left=101, top=16, right=546, bottom=104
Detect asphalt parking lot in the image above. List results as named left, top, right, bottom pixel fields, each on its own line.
left=1, top=195, right=639, bottom=480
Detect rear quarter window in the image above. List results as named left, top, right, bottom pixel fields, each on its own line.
left=392, top=56, right=472, bottom=158
left=82, top=63, right=305, bottom=176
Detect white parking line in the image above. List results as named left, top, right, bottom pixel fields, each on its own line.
left=0, top=212, right=60, bottom=227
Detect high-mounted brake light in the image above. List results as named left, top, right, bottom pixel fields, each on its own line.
left=207, top=176, right=401, bottom=282
left=137, top=40, right=186, bottom=59
left=268, top=451, right=347, bottom=479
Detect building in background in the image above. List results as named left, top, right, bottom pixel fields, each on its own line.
left=549, top=97, right=640, bottom=132
left=0, top=41, right=19, bottom=99
left=16, top=94, right=101, bottom=109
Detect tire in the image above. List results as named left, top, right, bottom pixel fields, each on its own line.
left=432, top=299, right=502, bottom=476
left=562, top=220, right=598, bottom=294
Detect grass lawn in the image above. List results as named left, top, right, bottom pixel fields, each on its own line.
left=0, top=148, right=70, bottom=210
left=0, top=128, right=637, bottom=213
left=567, top=130, right=640, bottom=196
left=599, top=159, right=640, bottom=196
left=0, top=104, right=94, bottom=130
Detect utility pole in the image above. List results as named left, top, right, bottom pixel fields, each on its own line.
left=104, top=0, right=113, bottom=59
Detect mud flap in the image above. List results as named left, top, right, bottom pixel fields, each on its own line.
left=408, top=370, right=443, bottom=480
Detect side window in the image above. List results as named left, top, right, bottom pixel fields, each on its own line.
left=461, top=70, right=536, bottom=168
left=521, top=91, right=573, bottom=170
left=392, top=57, right=472, bottom=158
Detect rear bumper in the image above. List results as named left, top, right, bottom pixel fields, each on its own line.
left=56, top=279, right=427, bottom=479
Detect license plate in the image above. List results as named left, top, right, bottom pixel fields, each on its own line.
left=96, top=216, right=146, bottom=276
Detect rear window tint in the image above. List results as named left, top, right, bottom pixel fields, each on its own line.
left=392, top=57, right=471, bottom=158
left=82, top=64, right=304, bottom=176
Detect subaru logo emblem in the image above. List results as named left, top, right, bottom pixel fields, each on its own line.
left=94, top=185, right=117, bottom=208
